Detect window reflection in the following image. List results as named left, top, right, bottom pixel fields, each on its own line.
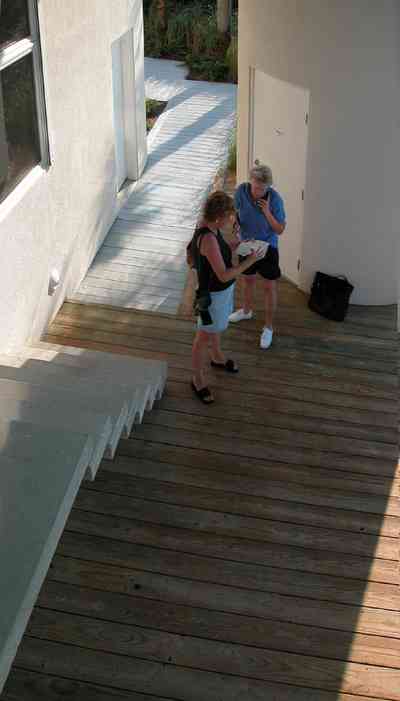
left=0, top=54, right=41, bottom=203
left=0, top=0, right=30, bottom=50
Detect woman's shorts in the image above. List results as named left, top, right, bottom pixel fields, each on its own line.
left=197, top=283, right=235, bottom=334
left=239, top=245, right=281, bottom=280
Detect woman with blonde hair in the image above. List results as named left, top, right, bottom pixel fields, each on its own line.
left=188, top=190, right=263, bottom=404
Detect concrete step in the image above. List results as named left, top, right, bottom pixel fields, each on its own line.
left=0, top=343, right=168, bottom=693
left=2, top=344, right=167, bottom=401
left=0, top=359, right=156, bottom=440
left=31, top=343, right=167, bottom=385
left=28, top=344, right=167, bottom=417
left=0, top=397, right=112, bottom=478
left=0, top=418, right=94, bottom=465
left=0, top=378, right=130, bottom=467
left=0, top=430, right=92, bottom=692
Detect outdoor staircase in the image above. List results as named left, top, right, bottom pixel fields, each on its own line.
left=0, top=342, right=167, bottom=693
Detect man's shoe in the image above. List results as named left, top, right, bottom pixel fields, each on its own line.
left=229, top=308, right=253, bottom=323
left=260, top=327, right=273, bottom=349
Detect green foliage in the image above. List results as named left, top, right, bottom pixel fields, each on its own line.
left=144, top=1, right=238, bottom=84
left=145, top=98, right=167, bottom=132
left=144, top=0, right=166, bottom=56
left=146, top=98, right=166, bottom=118
left=225, top=35, right=238, bottom=83
left=185, top=55, right=227, bottom=83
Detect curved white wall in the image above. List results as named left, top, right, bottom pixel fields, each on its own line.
left=0, top=0, right=145, bottom=352
left=238, top=0, right=399, bottom=305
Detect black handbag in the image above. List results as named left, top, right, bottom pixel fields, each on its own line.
left=308, top=271, right=354, bottom=321
left=193, top=289, right=213, bottom=325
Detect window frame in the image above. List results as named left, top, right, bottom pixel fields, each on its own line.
left=0, top=0, right=50, bottom=196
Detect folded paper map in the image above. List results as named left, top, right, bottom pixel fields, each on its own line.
left=236, top=240, right=269, bottom=257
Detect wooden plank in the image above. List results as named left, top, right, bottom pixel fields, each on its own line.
left=49, top=313, right=398, bottom=374
left=80, top=283, right=183, bottom=303
left=60, top=297, right=397, bottom=337
left=109, top=221, right=193, bottom=242
left=142, top=408, right=397, bottom=460
left=48, top=304, right=398, bottom=384
left=129, top=424, right=397, bottom=478
left=2, top=668, right=159, bottom=701
left=47, top=308, right=395, bottom=400
left=166, top=366, right=398, bottom=413
left=274, top=312, right=397, bottom=340
left=45, top=332, right=397, bottom=417
left=66, top=509, right=398, bottom=585
left=77, top=284, right=182, bottom=303
left=229, top=314, right=398, bottom=352
left=110, top=446, right=400, bottom=498
left=60, top=299, right=397, bottom=339
left=106, top=233, right=187, bottom=254
left=49, top=309, right=398, bottom=412
left=155, top=393, right=397, bottom=443
left=24, top=606, right=400, bottom=697
left=87, top=268, right=187, bottom=289
left=87, top=466, right=400, bottom=536
left=36, top=580, right=399, bottom=667
left=59, top=320, right=396, bottom=374
left=72, top=294, right=179, bottom=314
left=13, top=637, right=399, bottom=701
left=56, top=535, right=398, bottom=611
left=164, top=378, right=397, bottom=429
left=46, top=322, right=397, bottom=393
left=247, top=330, right=397, bottom=364
left=76, top=482, right=397, bottom=559
left=53, top=300, right=397, bottom=370
left=100, top=245, right=189, bottom=267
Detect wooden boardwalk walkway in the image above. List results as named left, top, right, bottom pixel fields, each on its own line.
left=73, top=59, right=236, bottom=314
left=2, top=281, right=399, bottom=700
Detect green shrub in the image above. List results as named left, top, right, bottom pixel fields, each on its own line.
left=144, top=1, right=237, bottom=83
left=146, top=99, right=167, bottom=132
left=144, top=0, right=171, bottom=56
left=185, top=55, right=228, bottom=82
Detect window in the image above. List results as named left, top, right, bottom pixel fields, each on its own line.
left=0, top=0, right=49, bottom=204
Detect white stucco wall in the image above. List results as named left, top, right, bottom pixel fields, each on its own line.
left=238, top=0, right=399, bottom=305
left=0, top=0, right=146, bottom=352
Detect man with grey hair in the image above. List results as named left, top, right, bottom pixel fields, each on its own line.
left=229, top=163, right=286, bottom=349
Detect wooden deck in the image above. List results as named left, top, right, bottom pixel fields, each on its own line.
left=2, top=283, right=399, bottom=700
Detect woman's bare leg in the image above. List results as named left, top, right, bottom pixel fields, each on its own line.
left=209, top=333, right=225, bottom=364
left=263, top=279, right=278, bottom=328
left=192, top=330, right=212, bottom=389
left=243, top=275, right=257, bottom=313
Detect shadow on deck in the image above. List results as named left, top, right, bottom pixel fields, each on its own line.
left=2, top=281, right=399, bottom=700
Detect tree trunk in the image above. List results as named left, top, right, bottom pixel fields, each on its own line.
left=157, top=0, right=167, bottom=29
left=217, top=0, right=230, bottom=34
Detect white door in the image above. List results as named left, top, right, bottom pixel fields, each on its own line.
left=111, top=40, right=127, bottom=190
left=251, top=69, right=309, bottom=286
left=111, top=26, right=148, bottom=191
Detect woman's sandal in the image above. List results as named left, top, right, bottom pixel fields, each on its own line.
left=191, top=381, right=214, bottom=404
left=210, top=358, right=239, bottom=373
